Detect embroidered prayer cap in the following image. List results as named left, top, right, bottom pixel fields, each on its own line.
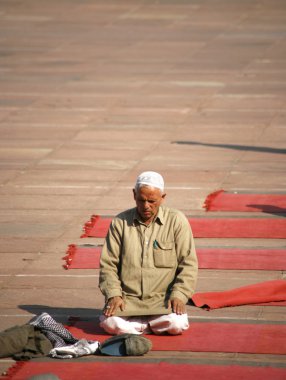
left=135, top=171, right=164, bottom=192
left=99, top=333, right=152, bottom=356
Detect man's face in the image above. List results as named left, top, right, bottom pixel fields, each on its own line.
left=133, top=186, right=166, bottom=224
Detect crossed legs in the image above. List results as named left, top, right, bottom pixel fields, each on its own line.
left=99, top=313, right=189, bottom=336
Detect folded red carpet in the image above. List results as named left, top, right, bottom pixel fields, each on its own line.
left=204, top=190, right=286, bottom=212
left=67, top=320, right=286, bottom=355
left=63, top=245, right=286, bottom=271
left=3, top=362, right=286, bottom=380
left=81, top=215, right=286, bottom=238
left=192, top=280, right=286, bottom=309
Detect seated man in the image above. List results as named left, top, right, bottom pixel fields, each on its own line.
left=99, top=171, right=198, bottom=335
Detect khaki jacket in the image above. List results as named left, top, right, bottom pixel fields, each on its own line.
left=99, top=206, right=198, bottom=316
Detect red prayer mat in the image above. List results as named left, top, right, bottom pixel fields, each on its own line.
left=67, top=320, right=286, bottom=355
left=198, top=247, right=286, bottom=270
left=63, top=244, right=101, bottom=269
left=192, top=280, right=286, bottom=309
left=204, top=190, right=286, bottom=213
left=3, top=361, right=286, bottom=380
left=63, top=245, right=286, bottom=271
left=81, top=215, right=286, bottom=239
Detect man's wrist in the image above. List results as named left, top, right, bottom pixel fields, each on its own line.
left=105, top=290, right=122, bottom=300
left=170, top=291, right=188, bottom=304
left=108, top=295, right=122, bottom=301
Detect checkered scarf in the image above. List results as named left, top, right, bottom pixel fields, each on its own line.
left=29, top=312, right=78, bottom=348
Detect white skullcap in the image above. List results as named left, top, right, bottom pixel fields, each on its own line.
left=135, top=171, right=164, bottom=192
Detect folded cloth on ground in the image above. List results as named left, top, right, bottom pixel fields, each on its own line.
left=49, top=339, right=100, bottom=359
left=29, top=312, right=79, bottom=348
left=99, top=334, right=152, bottom=357
left=29, top=312, right=100, bottom=359
left=191, top=279, right=286, bottom=309
left=0, top=324, right=52, bottom=360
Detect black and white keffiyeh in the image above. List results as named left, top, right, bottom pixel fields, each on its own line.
left=29, top=312, right=78, bottom=348
left=29, top=312, right=99, bottom=358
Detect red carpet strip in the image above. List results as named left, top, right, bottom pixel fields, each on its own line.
left=63, top=244, right=101, bottom=269
left=3, top=361, right=286, bottom=380
left=198, top=247, right=286, bottom=270
left=204, top=190, right=286, bottom=212
left=192, top=280, right=286, bottom=309
left=63, top=245, right=286, bottom=271
left=81, top=215, right=286, bottom=238
left=67, top=320, right=286, bottom=355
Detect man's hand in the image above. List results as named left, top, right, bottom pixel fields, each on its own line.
left=104, top=296, right=125, bottom=317
left=168, top=298, right=186, bottom=315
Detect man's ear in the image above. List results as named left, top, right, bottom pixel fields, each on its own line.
left=162, top=193, right=167, bottom=201
left=133, top=188, right=136, bottom=200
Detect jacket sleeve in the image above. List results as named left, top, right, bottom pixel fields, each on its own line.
left=169, top=213, right=198, bottom=303
left=99, top=218, right=123, bottom=301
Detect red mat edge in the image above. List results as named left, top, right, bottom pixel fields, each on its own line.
left=202, top=190, right=286, bottom=213
left=203, top=189, right=224, bottom=210
left=81, top=214, right=286, bottom=239
left=2, top=361, right=286, bottom=380
left=62, top=244, right=102, bottom=269
left=81, top=214, right=101, bottom=238
left=62, top=245, right=286, bottom=271
left=62, top=244, right=77, bottom=269
left=66, top=320, right=286, bottom=355
left=191, top=279, right=286, bottom=309
left=0, top=362, right=25, bottom=380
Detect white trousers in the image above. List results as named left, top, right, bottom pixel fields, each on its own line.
left=99, top=313, right=189, bottom=336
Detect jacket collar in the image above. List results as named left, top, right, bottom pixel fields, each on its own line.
left=133, top=206, right=164, bottom=226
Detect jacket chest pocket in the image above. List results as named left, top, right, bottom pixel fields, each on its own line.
left=153, top=241, right=177, bottom=268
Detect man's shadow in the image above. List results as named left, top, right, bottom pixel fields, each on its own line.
left=19, top=304, right=102, bottom=324
left=247, top=204, right=286, bottom=217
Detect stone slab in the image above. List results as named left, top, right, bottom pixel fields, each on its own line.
left=0, top=0, right=285, bottom=371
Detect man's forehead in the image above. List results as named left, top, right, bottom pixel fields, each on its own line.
left=135, top=186, right=162, bottom=198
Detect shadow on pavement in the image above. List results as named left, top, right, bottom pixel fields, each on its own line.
left=172, top=140, right=286, bottom=155
left=247, top=204, right=286, bottom=216
left=19, top=305, right=102, bottom=323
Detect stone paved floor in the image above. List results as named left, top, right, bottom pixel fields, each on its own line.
left=0, top=0, right=285, bottom=376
